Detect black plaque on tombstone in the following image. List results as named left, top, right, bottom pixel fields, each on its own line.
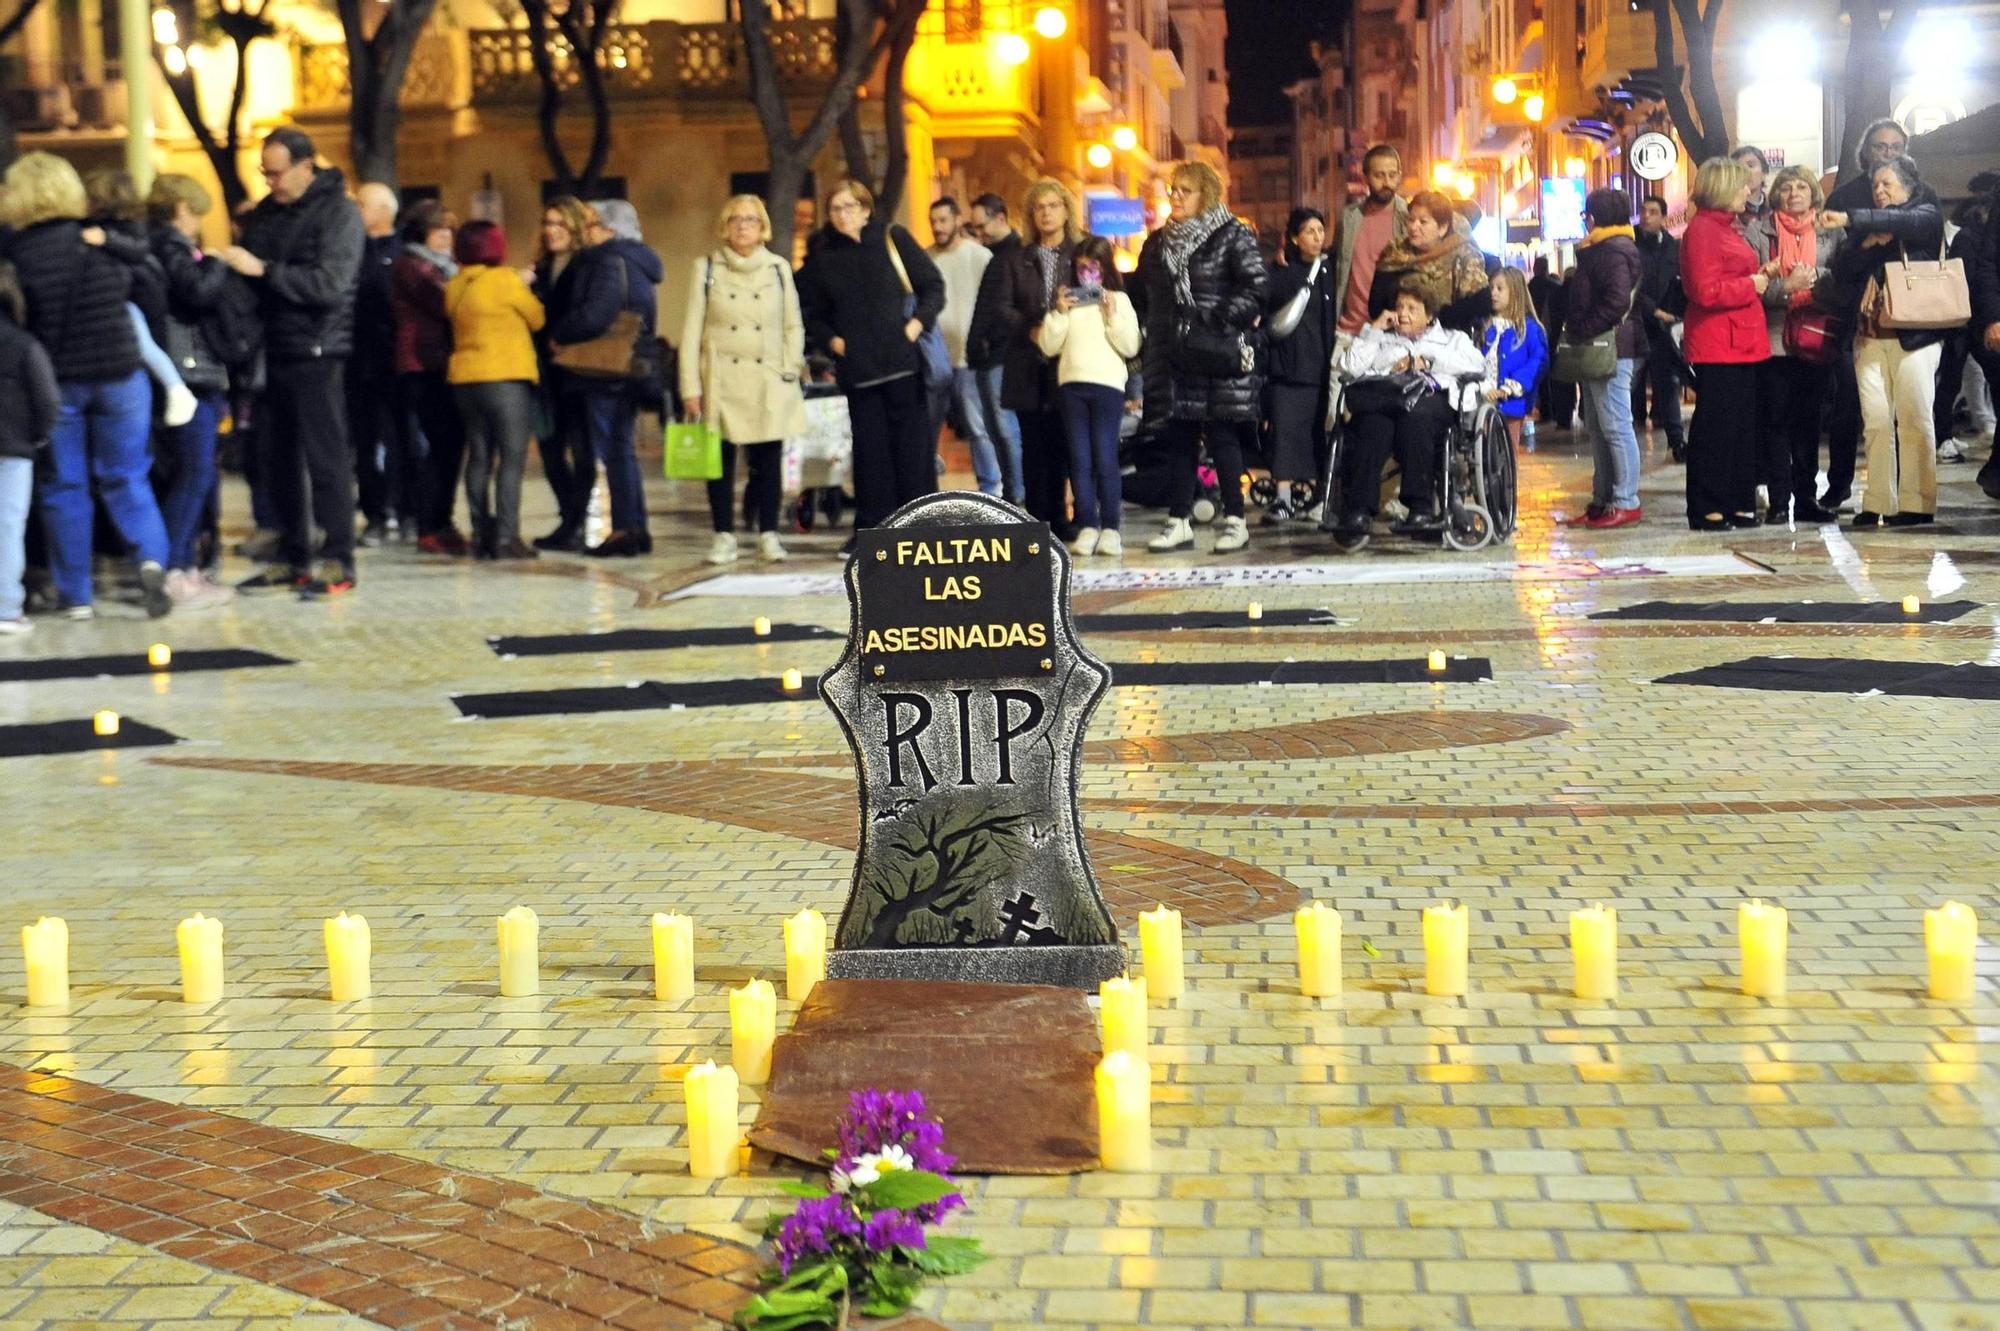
left=820, top=493, right=1126, bottom=989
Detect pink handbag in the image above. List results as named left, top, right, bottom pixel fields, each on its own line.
left=1877, top=247, right=1971, bottom=332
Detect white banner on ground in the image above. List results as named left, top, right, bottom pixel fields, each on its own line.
left=671, top=555, right=1767, bottom=600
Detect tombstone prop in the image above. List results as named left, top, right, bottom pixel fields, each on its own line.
left=819, top=493, right=1126, bottom=989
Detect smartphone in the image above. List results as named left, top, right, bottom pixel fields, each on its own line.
left=1073, top=259, right=1104, bottom=305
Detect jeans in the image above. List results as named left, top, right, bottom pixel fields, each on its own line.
left=707, top=440, right=783, bottom=533
left=581, top=387, right=647, bottom=534
left=45, top=370, right=169, bottom=607
left=159, top=388, right=225, bottom=571
left=264, top=358, right=355, bottom=571
left=1060, top=382, right=1125, bottom=530
left=846, top=374, right=935, bottom=527
left=1857, top=336, right=1941, bottom=516
left=0, top=455, right=29, bottom=619
left=950, top=367, right=1003, bottom=496
left=973, top=364, right=1024, bottom=500
left=455, top=380, right=535, bottom=544
left=1579, top=357, right=1641, bottom=511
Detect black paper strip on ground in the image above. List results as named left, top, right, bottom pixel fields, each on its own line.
left=0, top=718, right=184, bottom=758
left=0, top=649, right=294, bottom=682
left=1076, top=609, right=1339, bottom=632
left=1657, top=656, right=2000, bottom=699
left=485, top=625, right=842, bottom=657
left=1592, top=600, right=1979, bottom=624
left=451, top=657, right=1490, bottom=718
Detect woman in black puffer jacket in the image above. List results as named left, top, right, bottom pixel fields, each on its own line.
left=1133, top=160, right=1268, bottom=554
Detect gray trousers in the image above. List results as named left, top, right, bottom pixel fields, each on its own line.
left=454, top=380, right=535, bottom=544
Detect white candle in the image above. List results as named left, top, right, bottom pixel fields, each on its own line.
left=176, top=913, right=224, bottom=1004
left=1247, top=601, right=1263, bottom=620
left=684, top=1060, right=740, bottom=1178
left=1925, top=901, right=1977, bottom=1002
left=783, top=909, right=827, bottom=1002
left=1427, top=649, right=1447, bottom=672
left=1423, top=902, right=1468, bottom=997
left=147, top=643, right=171, bottom=669
left=324, top=912, right=371, bottom=1002
left=1570, top=904, right=1616, bottom=1001
left=1138, top=905, right=1184, bottom=999
left=1094, top=1051, right=1152, bottom=1172
left=1295, top=902, right=1341, bottom=998
left=1738, top=899, right=1788, bottom=999
left=1098, top=975, right=1147, bottom=1058
left=780, top=668, right=803, bottom=691
left=497, top=906, right=539, bottom=997
left=730, top=979, right=777, bottom=1085
left=652, top=912, right=694, bottom=1001
left=752, top=617, right=772, bottom=637
left=22, top=917, right=68, bottom=1008
left=93, top=710, right=120, bottom=736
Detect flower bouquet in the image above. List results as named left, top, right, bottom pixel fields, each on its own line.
left=736, top=1089, right=986, bottom=1330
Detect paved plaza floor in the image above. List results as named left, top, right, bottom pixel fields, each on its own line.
left=0, top=430, right=1995, bottom=1331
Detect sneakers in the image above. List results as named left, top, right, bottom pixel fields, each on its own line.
left=1096, top=528, right=1123, bottom=558
left=138, top=561, right=171, bottom=619
left=237, top=565, right=301, bottom=591
left=162, top=384, right=198, bottom=428
left=357, top=521, right=389, bottom=548
left=705, top=532, right=740, bottom=565
left=1212, top=516, right=1250, bottom=552
left=298, top=560, right=355, bottom=596
left=165, top=569, right=232, bottom=610
left=1264, top=499, right=1295, bottom=525
left=1147, top=517, right=1195, bottom=551
left=0, top=616, right=32, bottom=635
left=1938, top=437, right=1966, bottom=463
left=416, top=526, right=469, bottom=556
left=757, top=531, right=789, bottom=563
left=1585, top=506, right=1643, bottom=529
left=1070, top=527, right=1100, bottom=556
left=58, top=603, right=94, bottom=621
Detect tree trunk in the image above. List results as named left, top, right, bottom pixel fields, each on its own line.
left=158, top=62, right=249, bottom=210
left=765, top=152, right=811, bottom=263
left=1650, top=0, right=1731, bottom=165
left=574, top=3, right=615, bottom=195
left=1835, top=1, right=1914, bottom=191
left=0, top=0, right=49, bottom=168
left=340, top=0, right=440, bottom=190
left=872, top=0, right=925, bottom=222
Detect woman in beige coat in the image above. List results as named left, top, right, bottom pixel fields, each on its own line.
left=679, top=194, right=807, bottom=564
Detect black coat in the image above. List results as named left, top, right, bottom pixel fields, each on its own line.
left=1833, top=195, right=1947, bottom=352
left=1529, top=274, right=1565, bottom=340
left=1632, top=229, right=1681, bottom=344
left=150, top=223, right=256, bottom=394
left=5, top=219, right=141, bottom=383
left=547, top=238, right=664, bottom=345
left=1133, top=218, right=1268, bottom=425
left=1566, top=234, right=1644, bottom=359
left=0, top=315, right=59, bottom=460
left=983, top=236, right=1073, bottom=413
left=1263, top=256, right=1335, bottom=387
left=352, top=231, right=399, bottom=378
left=964, top=229, right=1022, bottom=372
left=239, top=165, right=366, bottom=361
left=1965, top=211, right=1999, bottom=334
left=797, top=221, right=944, bottom=392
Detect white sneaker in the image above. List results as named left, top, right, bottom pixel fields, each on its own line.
left=1213, top=515, right=1250, bottom=553
left=1070, top=526, right=1099, bottom=556
left=1147, top=517, right=1195, bottom=551
left=705, top=532, right=739, bottom=565
left=167, top=570, right=232, bottom=610
left=163, top=384, right=198, bottom=428
left=1096, top=528, right=1123, bottom=557
left=60, top=603, right=93, bottom=621
left=757, top=531, right=789, bottom=563
left=0, top=616, right=31, bottom=635
left=1938, top=437, right=1966, bottom=463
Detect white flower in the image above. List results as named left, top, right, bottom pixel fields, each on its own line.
left=832, top=1145, right=914, bottom=1193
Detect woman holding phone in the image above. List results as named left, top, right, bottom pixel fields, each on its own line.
left=1037, top=235, right=1141, bottom=556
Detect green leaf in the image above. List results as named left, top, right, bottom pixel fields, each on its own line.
left=732, top=1288, right=839, bottom=1331
left=1360, top=939, right=1381, bottom=958
left=859, top=1169, right=959, bottom=1210
left=902, top=1235, right=987, bottom=1276
left=856, top=1257, right=920, bottom=1316
left=776, top=1181, right=831, bottom=1199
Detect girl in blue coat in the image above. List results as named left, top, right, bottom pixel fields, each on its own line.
left=1480, top=267, right=1549, bottom=453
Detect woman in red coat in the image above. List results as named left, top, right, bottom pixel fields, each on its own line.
left=1680, top=157, right=1774, bottom=529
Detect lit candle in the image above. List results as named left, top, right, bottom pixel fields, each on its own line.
left=21, top=917, right=68, bottom=1008
left=1925, top=901, right=1978, bottom=1002
left=1098, top=975, right=1147, bottom=1058
left=497, top=906, right=539, bottom=997
left=752, top=617, right=772, bottom=637
left=780, top=668, right=803, bottom=691
left=1247, top=601, right=1263, bottom=621
left=1738, top=899, right=1788, bottom=999
left=176, top=913, right=224, bottom=1004
left=1427, top=649, right=1448, bottom=672
left=684, top=1059, right=740, bottom=1178
left=1423, top=902, right=1468, bottom=997
left=1295, top=901, right=1341, bottom=998
left=1570, top=904, right=1617, bottom=1000
left=652, top=912, right=694, bottom=1001
left=1138, top=905, right=1184, bottom=1000
left=729, top=978, right=777, bottom=1085
left=323, top=912, right=371, bottom=1002
left=1902, top=595, right=1921, bottom=615
left=93, top=710, right=120, bottom=736
left=1094, top=1050, right=1152, bottom=1172
left=147, top=643, right=171, bottom=669
left=783, top=909, right=827, bottom=1002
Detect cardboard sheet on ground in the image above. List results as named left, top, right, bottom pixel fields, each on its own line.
left=0, top=649, right=293, bottom=682
left=484, top=625, right=841, bottom=656
left=1592, top=600, right=1979, bottom=624
left=449, top=657, right=1492, bottom=717
left=1657, top=656, right=2000, bottom=700
left=0, top=718, right=183, bottom=758
left=1076, top=608, right=1338, bottom=632
left=749, top=979, right=1100, bottom=1175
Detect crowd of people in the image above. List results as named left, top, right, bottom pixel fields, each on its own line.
left=2, top=122, right=1998, bottom=631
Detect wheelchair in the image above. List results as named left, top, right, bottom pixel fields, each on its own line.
left=1313, top=370, right=1518, bottom=553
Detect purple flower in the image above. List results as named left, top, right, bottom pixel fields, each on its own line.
left=836, top=1089, right=958, bottom=1177
left=774, top=1195, right=862, bottom=1274
left=862, top=1207, right=928, bottom=1254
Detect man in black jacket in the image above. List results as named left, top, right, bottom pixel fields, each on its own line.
left=223, top=126, right=365, bottom=593
left=1630, top=195, right=1686, bottom=460
left=965, top=193, right=1025, bottom=503
left=350, top=181, right=401, bottom=546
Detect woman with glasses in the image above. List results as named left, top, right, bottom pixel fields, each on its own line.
left=679, top=194, right=806, bottom=564
left=527, top=196, right=597, bottom=551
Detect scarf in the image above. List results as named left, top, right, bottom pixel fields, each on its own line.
left=406, top=241, right=458, bottom=279
left=1579, top=224, right=1635, bottom=248
left=1375, top=231, right=1470, bottom=275
left=1161, top=205, right=1233, bottom=309
left=1774, top=210, right=1818, bottom=308
left=1031, top=245, right=1061, bottom=303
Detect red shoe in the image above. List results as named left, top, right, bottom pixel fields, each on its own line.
left=1586, top=506, right=1643, bottom=529
left=1567, top=505, right=1607, bottom=527
left=416, top=527, right=469, bottom=556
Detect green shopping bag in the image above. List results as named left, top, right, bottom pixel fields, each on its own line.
left=664, top=421, right=723, bottom=481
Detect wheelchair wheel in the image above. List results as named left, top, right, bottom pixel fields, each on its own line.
left=1478, top=413, right=1518, bottom=540
left=1443, top=499, right=1493, bottom=551
left=1247, top=474, right=1278, bottom=509
left=1292, top=476, right=1319, bottom=512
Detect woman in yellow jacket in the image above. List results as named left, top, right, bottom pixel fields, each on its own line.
left=446, top=220, right=546, bottom=559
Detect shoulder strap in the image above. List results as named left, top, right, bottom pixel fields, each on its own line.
left=884, top=227, right=914, bottom=296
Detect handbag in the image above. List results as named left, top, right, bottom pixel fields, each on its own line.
left=664, top=420, right=723, bottom=481
left=552, top=254, right=659, bottom=388
left=884, top=228, right=952, bottom=390
left=1551, top=282, right=1635, bottom=384
left=1877, top=243, right=1971, bottom=332
left=1172, top=319, right=1256, bottom=376
left=1781, top=302, right=1843, bottom=365
left=1265, top=259, right=1321, bottom=342
left=1342, top=371, right=1429, bottom=416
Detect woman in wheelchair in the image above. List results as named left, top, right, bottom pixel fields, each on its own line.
left=1330, top=278, right=1485, bottom=547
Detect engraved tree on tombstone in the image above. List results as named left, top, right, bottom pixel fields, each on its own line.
left=818, top=493, right=1125, bottom=989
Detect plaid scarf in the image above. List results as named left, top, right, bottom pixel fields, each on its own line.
left=1161, top=205, right=1233, bottom=310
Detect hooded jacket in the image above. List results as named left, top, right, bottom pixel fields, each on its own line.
left=4, top=220, right=140, bottom=383
left=238, top=165, right=366, bottom=361
left=1680, top=209, right=1770, bottom=365
left=548, top=237, right=664, bottom=348
left=796, top=220, right=944, bottom=392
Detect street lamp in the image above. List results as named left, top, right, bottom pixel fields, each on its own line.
left=1491, top=77, right=1518, bottom=106
left=996, top=31, right=1031, bottom=65
left=1432, top=162, right=1456, bottom=187
left=1033, top=5, right=1067, bottom=39
left=1454, top=173, right=1476, bottom=201
left=1086, top=142, right=1112, bottom=169
left=1523, top=93, right=1545, bottom=123
left=1111, top=124, right=1138, bottom=152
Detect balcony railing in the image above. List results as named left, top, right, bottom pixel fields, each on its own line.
left=465, top=18, right=835, bottom=103
left=296, top=32, right=459, bottom=112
